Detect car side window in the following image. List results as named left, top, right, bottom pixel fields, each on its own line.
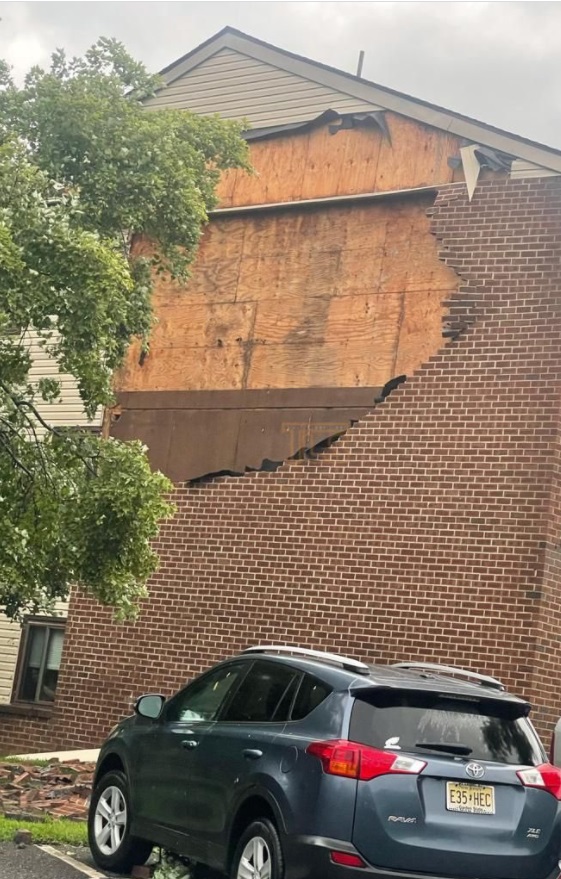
left=165, top=665, right=243, bottom=723
left=220, top=661, right=300, bottom=723
left=290, top=673, right=332, bottom=720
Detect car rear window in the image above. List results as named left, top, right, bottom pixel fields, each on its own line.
left=349, top=690, right=544, bottom=766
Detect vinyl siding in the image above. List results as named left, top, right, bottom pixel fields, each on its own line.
left=510, top=159, right=561, bottom=179
left=144, top=48, right=381, bottom=127
left=25, top=330, right=102, bottom=433
left=0, top=332, right=100, bottom=703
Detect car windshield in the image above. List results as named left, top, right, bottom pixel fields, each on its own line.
left=349, top=690, right=544, bottom=766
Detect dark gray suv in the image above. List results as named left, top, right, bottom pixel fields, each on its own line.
left=88, top=646, right=561, bottom=879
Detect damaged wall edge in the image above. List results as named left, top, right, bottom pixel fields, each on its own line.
left=188, top=376, right=409, bottom=485
left=112, top=184, right=471, bottom=484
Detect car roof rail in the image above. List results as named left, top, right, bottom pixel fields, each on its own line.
left=243, top=645, right=371, bottom=675
left=392, top=661, right=505, bottom=692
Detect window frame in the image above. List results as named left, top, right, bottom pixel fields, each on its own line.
left=12, top=615, right=66, bottom=705
left=161, top=660, right=250, bottom=725
left=217, top=658, right=303, bottom=725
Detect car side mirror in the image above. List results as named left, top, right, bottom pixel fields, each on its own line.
left=135, top=693, right=166, bottom=720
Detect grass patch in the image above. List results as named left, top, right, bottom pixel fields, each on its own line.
left=0, top=816, right=87, bottom=846
left=0, top=758, right=56, bottom=767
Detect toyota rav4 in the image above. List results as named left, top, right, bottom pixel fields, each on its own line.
left=88, top=646, right=561, bottom=879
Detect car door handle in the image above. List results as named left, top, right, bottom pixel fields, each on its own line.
left=243, top=748, right=263, bottom=760
left=181, top=739, right=199, bottom=750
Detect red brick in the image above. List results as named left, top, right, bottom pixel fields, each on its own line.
left=2, top=177, right=561, bottom=751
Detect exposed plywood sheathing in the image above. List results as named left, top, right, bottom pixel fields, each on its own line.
left=144, top=47, right=382, bottom=128
left=117, top=194, right=458, bottom=397
left=217, top=113, right=462, bottom=208
left=112, top=388, right=380, bottom=482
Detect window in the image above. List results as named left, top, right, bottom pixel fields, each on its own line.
left=165, top=664, right=243, bottom=723
left=349, top=690, right=544, bottom=766
left=221, top=661, right=300, bottom=723
left=291, top=674, right=332, bottom=720
left=15, top=618, right=65, bottom=703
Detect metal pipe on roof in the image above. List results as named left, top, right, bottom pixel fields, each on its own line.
left=356, top=50, right=365, bottom=78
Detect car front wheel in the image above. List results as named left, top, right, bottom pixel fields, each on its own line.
left=231, top=818, right=284, bottom=879
left=88, top=769, right=152, bottom=873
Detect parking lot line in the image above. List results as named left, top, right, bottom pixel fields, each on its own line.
left=37, top=846, right=108, bottom=879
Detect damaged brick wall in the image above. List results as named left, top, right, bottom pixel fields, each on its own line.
left=2, top=175, right=561, bottom=752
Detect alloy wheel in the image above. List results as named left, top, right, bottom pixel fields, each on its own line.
left=93, top=785, right=127, bottom=855
left=237, top=835, right=272, bottom=879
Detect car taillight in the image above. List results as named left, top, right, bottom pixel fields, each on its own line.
left=517, top=764, right=561, bottom=800
left=306, top=740, right=426, bottom=781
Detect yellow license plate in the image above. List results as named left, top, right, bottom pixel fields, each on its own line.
left=446, top=782, right=495, bottom=814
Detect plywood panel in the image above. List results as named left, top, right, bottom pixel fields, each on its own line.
left=112, top=393, right=379, bottom=482
left=117, top=194, right=458, bottom=395
left=215, top=112, right=461, bottom=207
left=253, top=292, right=402, bottom=348
left=119, top=343, right=247, bottom=392
left=247, top=335, right=401, bottom=389
left=153, top=302, right=256, bottom=349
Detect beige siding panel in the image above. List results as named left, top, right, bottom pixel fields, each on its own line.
left=145, top=47, right=381, bottom=127
left=0, top=330, right=96, bottom=701
left=25, top=331, right=102, bottom=432
left=0, top=614, right=21, bottom=703
left=510, top=159, right=560, bottom=179
left=0, top=602, right=68, bottom=705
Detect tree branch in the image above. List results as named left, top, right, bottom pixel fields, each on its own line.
left=0, top=430, right=33, bottom=478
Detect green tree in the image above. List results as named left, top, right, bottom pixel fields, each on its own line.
left=0, top=39, right=249, bottom=620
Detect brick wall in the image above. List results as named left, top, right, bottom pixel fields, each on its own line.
left=2, top=175, right=561, bottom=753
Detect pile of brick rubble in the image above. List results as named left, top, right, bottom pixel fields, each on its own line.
left=0, top=760, right=94, bottom=821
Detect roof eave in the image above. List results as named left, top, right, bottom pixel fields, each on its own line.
left=155, top=27, right=561, bottom=174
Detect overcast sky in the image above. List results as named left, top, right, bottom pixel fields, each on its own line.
left=1, top=1, right=560, bottom=149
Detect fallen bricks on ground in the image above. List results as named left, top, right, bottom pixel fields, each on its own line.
left=0, top=760, right=94, bottom=821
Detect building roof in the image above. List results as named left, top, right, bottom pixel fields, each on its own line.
left=146, top=26, right=561, bottom=174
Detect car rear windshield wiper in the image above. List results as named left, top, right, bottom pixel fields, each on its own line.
left=415, top=742, right=473, bottom=756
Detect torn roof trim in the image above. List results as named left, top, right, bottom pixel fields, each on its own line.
left=152, top=26, right=561, bottom=173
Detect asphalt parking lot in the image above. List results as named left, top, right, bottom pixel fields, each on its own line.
left=0, top=843, right=100, bottom=879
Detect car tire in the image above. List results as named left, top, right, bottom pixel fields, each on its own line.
left=230, top=818, right=284, bottom=879
left=88, top=769, right=152, bottom=873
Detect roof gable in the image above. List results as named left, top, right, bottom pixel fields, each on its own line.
left=144, top=46, right=382, bottom=129
left=149, top=26, right=561, bottom=175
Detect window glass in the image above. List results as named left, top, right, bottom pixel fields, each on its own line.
left=41, top=628, right=64, bottom=702
left=17, top=622, right=65, bottom=703
left=166, top=665, right=242, bottom=723
left=349, top=691, right=544, bottom=766
left=271, top=673, right=301, bottom=722
left=291, top=674, right=332, bottom=720
left=221, top=661, right=299, bottom=723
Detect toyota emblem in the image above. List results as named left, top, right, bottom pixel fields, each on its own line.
left=465, top=762, right=485, bottom=779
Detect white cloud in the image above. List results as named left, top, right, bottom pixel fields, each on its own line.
left=0, top=1, right=559, bottom=146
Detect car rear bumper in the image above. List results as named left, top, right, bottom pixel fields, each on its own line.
left=287, top=836, right=561, bottom=879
